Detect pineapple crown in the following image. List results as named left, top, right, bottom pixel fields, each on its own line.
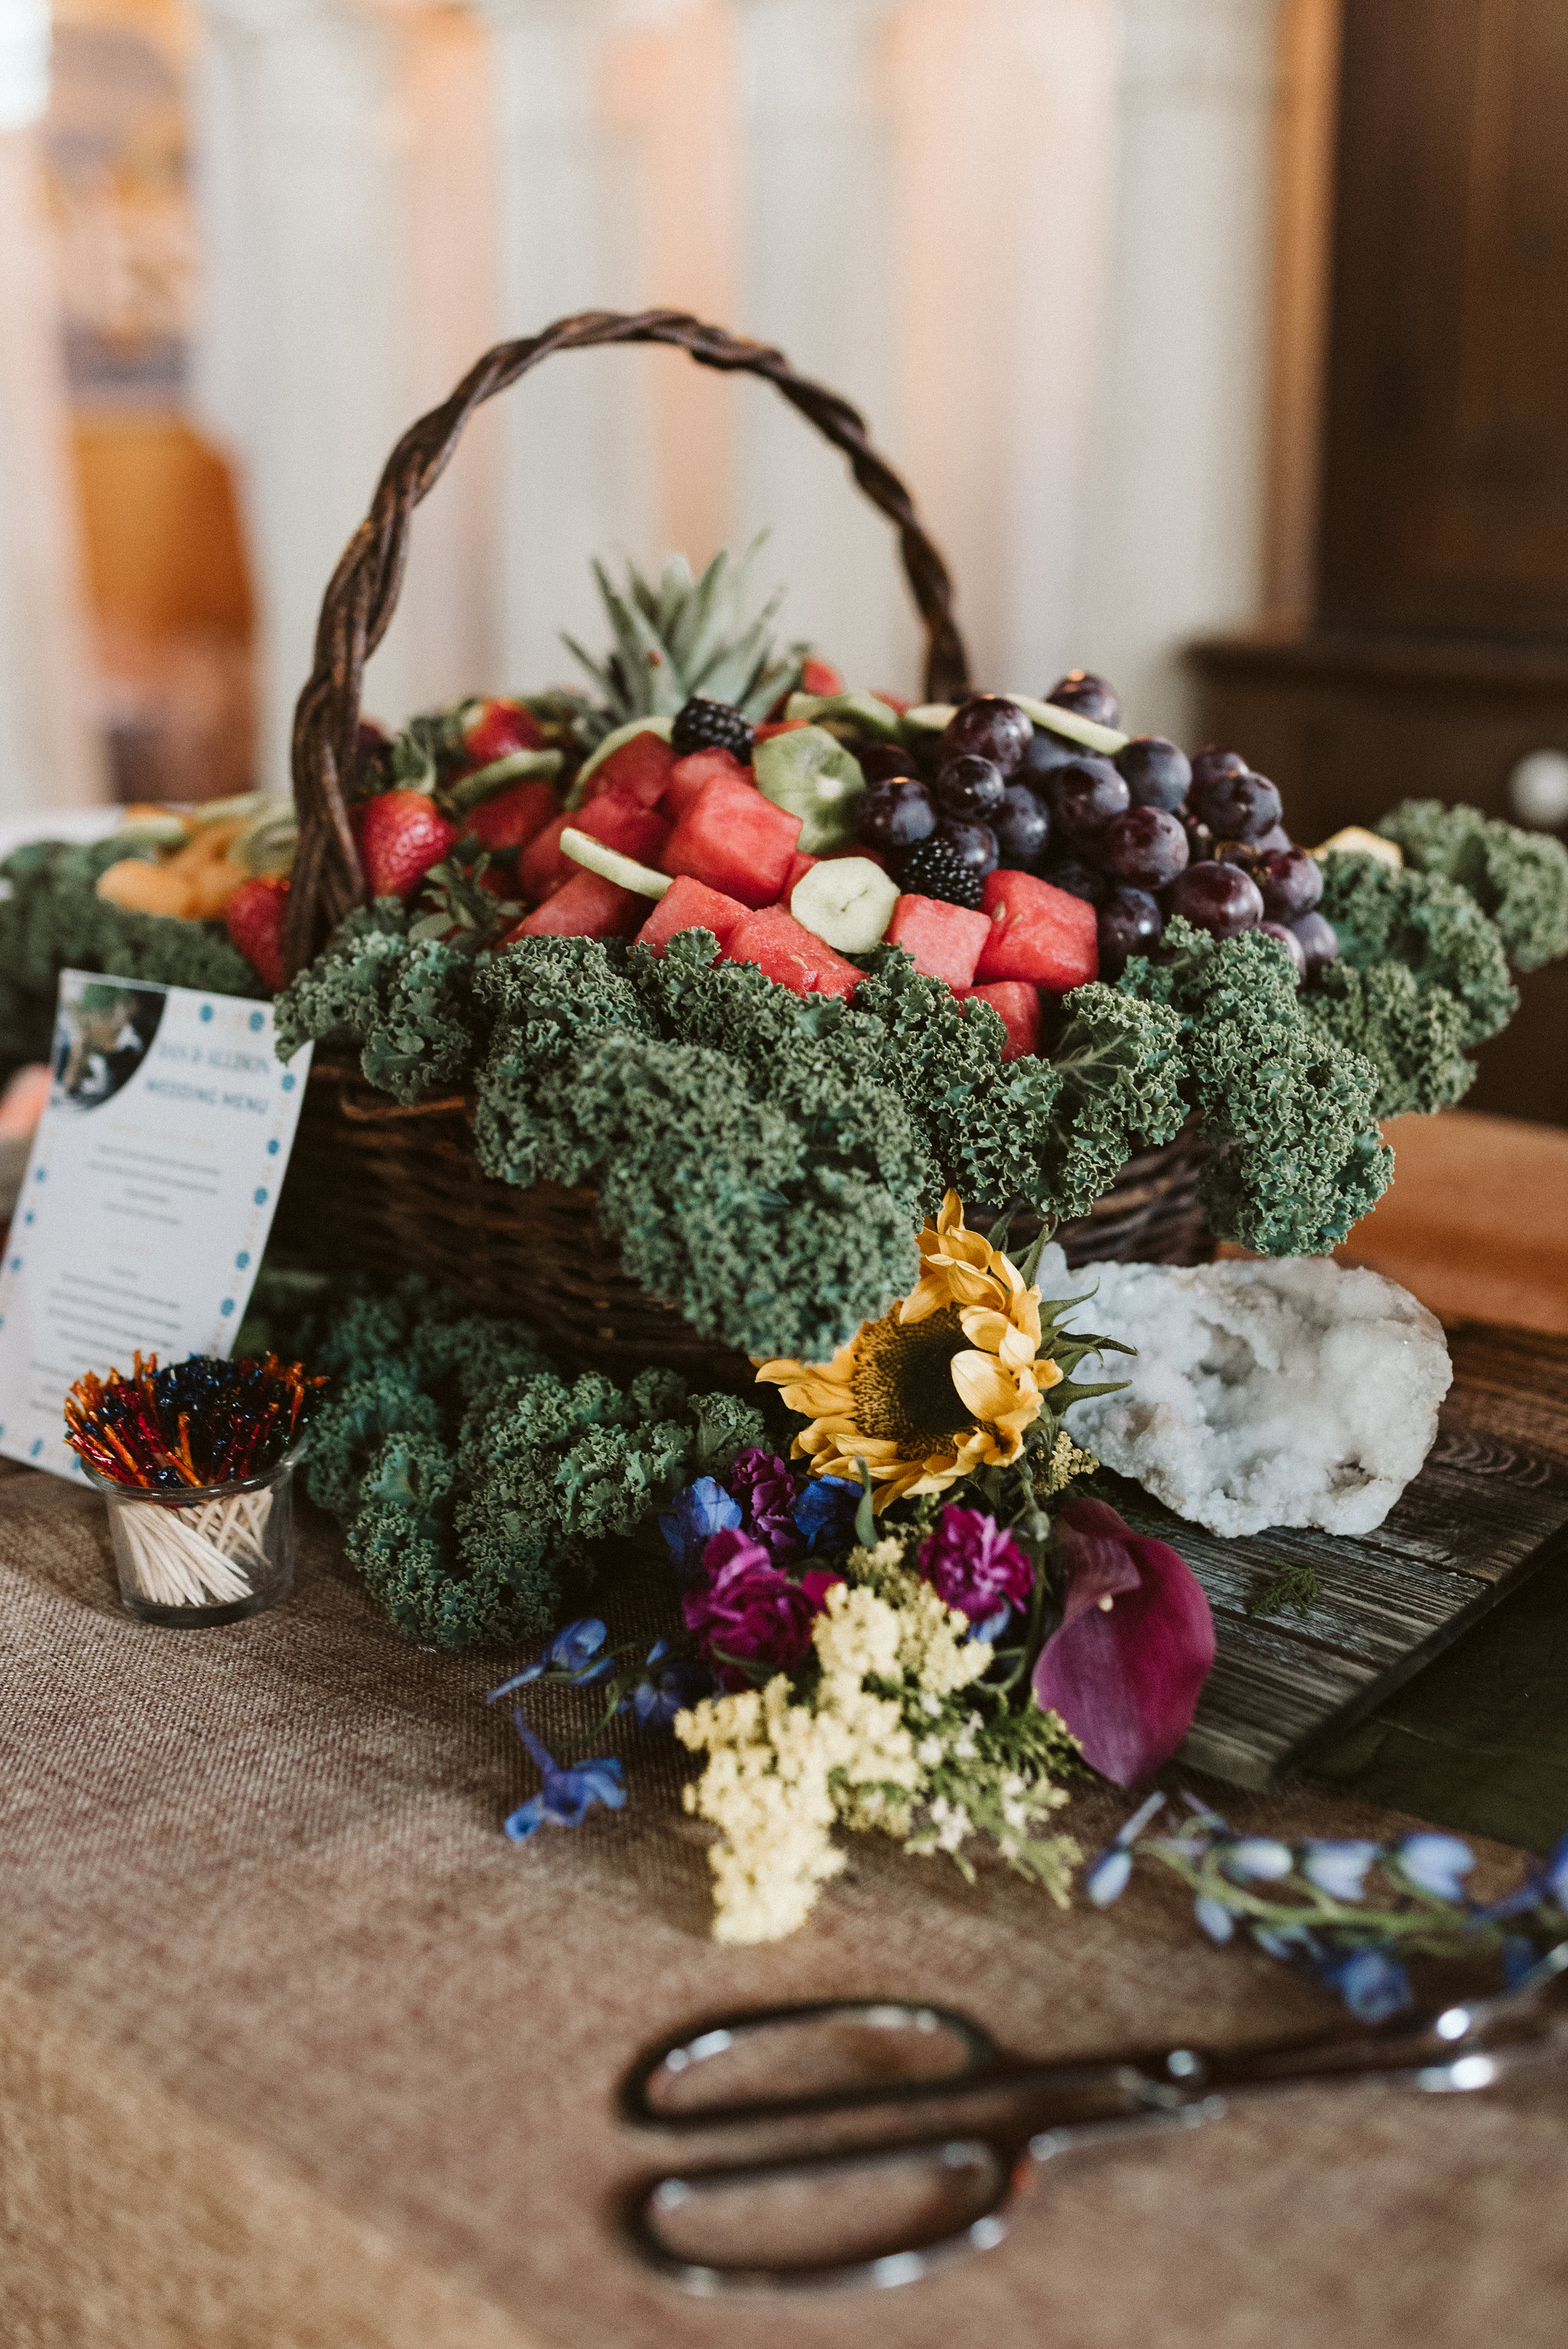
left=563, top=537, right=808, bottom=736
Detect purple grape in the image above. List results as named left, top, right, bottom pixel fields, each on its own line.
left=936, top=753, right=1006, bottom=820
left=1215, top=839, right=1264, bottom=872
left=940, top=818, right=999, bottom=879
left=858, top=776, right=937, bottom=853
left=1166, top=861, right=1265, bottom=939
left=1043, top=858, right=1106, bottom=907
left=1115, top=735, right=1191, bottom=812
left=1178, top=809, right=1216, bottom=863
left=1292, top=910, right=1339, bottom=980
left=1259, top=920, right=1306, bottom=985
left=1102, top=806, right=1188, bottom=890
left=992, top=782, right=1050, bottom=867
left=1015, top=727, right=1082, bottom=795
left=1252, top=822, right=1292, bottom=855
left=1053, top=757, right=1130, bottom=841
left=1098, top=887, right=1163, bottom=973
left=1192, top=769, right=1283, bottom=843
left=1191, top=745, right=1249, bottom=793
left=1257, top=846, right=1322, bottom=922
left=858, top=741, right=918, bottom=786
left=1047, top=670, right=1120, bottom=727
left=941, top=694, right=1032, bottom=776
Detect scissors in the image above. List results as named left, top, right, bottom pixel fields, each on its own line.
left=620, top=1940, right=1568, bottom=2295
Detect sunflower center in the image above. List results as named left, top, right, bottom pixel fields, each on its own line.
left=851, top=1305, right=977, bottom=1449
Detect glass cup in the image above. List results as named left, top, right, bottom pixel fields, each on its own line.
left=91, top=1444, right=305, bottom=1626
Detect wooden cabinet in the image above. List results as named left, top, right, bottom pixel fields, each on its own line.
left=1188, top=0, right=1568, bottom=1125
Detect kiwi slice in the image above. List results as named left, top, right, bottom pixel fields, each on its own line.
left=559, top=828, right=671, bottom=898
left=791, top=855, right=899, bottom=953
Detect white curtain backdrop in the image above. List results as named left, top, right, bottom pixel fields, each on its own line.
left=0, top=0, right=108, bottom=816
left=188, top=0, right=1282, bottom=788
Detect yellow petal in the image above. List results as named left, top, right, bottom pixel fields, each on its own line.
left=949, top=1350, right=1021, bottom=1423
left=898, top=1275, right=953, bottom=1326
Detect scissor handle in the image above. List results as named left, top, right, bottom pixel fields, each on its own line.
left=623, top=1998, right=1001, bottom=2130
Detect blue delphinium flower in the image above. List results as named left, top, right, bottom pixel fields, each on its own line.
left=659, top=1478, right=743, bottom=1587
left=1194, top=1895, right=1235, bottom=1944
left=629, top=1638, right=716, bottom=1728
left=1396, top=1833, right=1476, bottom=1901
left=971, top=1604, right=1011, bottom=1645
left=1084, top=1790, right=1168, bottom=1908
left=791, top=1473, right=862, bottom=1554
left=1301, top=1840, right=1380, bottom=1902
left=503, top=1717, right=626, bottom=1841
left=1222, top=1838, right=1294, bottom=1883
left=1317, top=1946, right=1412, bottom=2023
left=485, top=1618, right=613, bottom=1703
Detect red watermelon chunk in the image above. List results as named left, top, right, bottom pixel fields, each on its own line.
left=518, top=786, right=671, bottom=902
left=583, top=729, right=677, bottom=808
left=965, top=979, right=1042, bottom=1061
left=662, top=773, right=802, bottom=909
left=661, top=746, right=751, bottom=823
left=885, top=893, right=991, bottom=991
left=724, top=905, right=863, bottom=998
left=635, top=874, right=747, bottom=956
left=976, top=870, right=1099, bottom=992
left=466, top=778, right=559, bottom=853
left=505, top=868, right=644, bottom=943
left=783, top=850, right=818, bottom=899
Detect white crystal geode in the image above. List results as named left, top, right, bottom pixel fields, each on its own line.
left=1040, top=1250, right=1452, bottom=1538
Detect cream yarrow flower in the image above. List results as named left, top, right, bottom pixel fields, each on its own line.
left=754, top=1191, right=1063, bottom=1511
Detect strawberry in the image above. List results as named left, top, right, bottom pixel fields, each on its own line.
left=354, top=791, right=457, bottom=901
left=226, top=875, right=290, bottom=995
left=462, top=698, right=547, bottom=769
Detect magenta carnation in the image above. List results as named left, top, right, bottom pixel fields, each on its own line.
left=1031, top=1497, right=1214, bottom=1786
left=917, top=1505, right=1035, bottom=1622
left=683, top=1529, right=834, bottom=1687
left=727, top=1448, right=805, bottom=1564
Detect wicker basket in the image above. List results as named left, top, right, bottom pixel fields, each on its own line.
left=278, top=310, right=1213, bottom=1386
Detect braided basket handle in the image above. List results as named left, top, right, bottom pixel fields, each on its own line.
left=284, top=308, right=971, bottom=974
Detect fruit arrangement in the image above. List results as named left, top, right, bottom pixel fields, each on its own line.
left=251, top=547, right=1368, bottom=1063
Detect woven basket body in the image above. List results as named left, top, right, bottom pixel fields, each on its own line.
left=279, top=311, right=1213, bottom=1384
left=269, top=1063, right=1210, bottom=1391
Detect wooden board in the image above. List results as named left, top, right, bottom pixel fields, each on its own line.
left=1111, top=1322, right=1568, bottom=1790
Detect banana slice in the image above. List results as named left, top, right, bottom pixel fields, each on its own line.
left=791, top=855, right=899, bottom=953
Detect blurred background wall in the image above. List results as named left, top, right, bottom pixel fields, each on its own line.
left=2, top=0, right=1566, bottom=1121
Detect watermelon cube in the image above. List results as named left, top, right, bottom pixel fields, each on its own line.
left=724, top=905, right=864, bottom=999
left=466, top=778, right=559, bottom=854
left=661, top=746, right=751, bottom=824
left=975, top=871, right=1099, bottom=992
left=519, top=787, right=671, bottom=902
left=635, top=874, right=747, bottom=956
left=885, top=894, right=991, bottom=991
left=965, top=980, right=1042, bottom=1062
left=783, top=850, right=818, bottom=899
left=506, top=867, right=644, bottom=943
left=753, top=718, right=812, bottom=746
left=583, top=729, right=676, bottom=809
left=661, top=774, right=802, bottom=909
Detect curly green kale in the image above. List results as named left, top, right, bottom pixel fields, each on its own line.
left=1119, top=921, right=1392, bottom=1253
left=1299, top=956, right=1475, bottom=1119
left=272, top=900, right=486, bottom=1102
left=0, top=838, right=264, bottom=1063
left=266, top=1272, right=765, bottom=1648
left=1377, top=799, right=1568, bottom=972
left=1316, top=851, right=1517, bottom=1048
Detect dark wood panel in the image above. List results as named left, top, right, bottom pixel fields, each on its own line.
left=1106, top=1325, right=1568, bottom=1790
left=1321, top=0, right=1568, bottom=635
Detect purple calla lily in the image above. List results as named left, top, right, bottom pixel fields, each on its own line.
left=1030, top=1497, right=1214, bottom=1787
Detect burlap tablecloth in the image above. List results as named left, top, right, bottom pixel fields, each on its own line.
left=3, top=1469, right=1566, bottom=2349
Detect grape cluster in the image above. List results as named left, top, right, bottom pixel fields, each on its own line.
left=854, top=675, right=1338, bottom=986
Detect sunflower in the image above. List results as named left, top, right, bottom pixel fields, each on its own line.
left=754, top=1192, right=1062, bottom=1511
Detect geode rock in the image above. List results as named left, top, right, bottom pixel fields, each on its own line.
left=1043, top=1250, right=1452, bottom=1538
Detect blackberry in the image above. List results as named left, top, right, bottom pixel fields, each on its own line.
left=671, top=696, right=754, bottom=760
left=894, top=838, right=985, bottom=910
